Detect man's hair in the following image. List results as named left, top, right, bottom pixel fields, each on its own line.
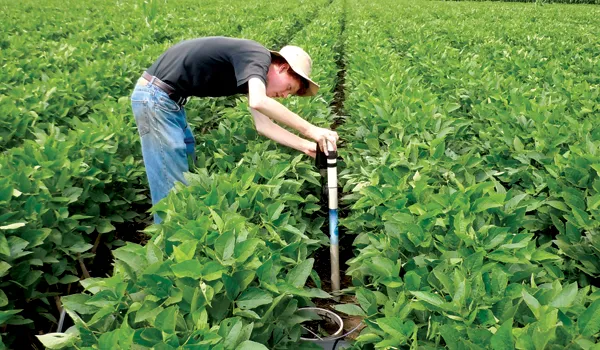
left=271, top=55, right=309, bottom=96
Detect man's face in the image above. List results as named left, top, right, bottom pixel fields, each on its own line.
left=265, top=63, right=301, bottom=98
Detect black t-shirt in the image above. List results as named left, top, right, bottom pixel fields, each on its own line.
left=145, top=37, right=271, bottom=98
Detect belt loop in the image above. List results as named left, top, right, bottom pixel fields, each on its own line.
left=149, top=76, right=156, bottom=85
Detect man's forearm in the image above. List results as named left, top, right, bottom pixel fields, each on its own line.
left=250, top=108, right=312, bottom=153
left=252, top=97, right=313, bottom=136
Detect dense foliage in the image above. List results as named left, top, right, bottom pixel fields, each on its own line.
left=1, top=0, right=599, bottom=348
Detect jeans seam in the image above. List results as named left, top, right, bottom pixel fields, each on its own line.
left=149, top=104, right=170, bottom=191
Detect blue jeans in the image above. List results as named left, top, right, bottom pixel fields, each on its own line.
left=130, top=80, right=195, bottom=223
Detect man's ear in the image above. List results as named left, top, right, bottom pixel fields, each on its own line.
left=278, top=63, right=289, bottom=74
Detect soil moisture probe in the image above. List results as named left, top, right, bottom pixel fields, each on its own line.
left=315, top=143, right=340, bottom=293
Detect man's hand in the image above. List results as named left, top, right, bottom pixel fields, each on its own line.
left=306, top=126, right=338, bottom=155
left=303, top=141, right=317, bottom=158
left=247, top=77, right=337, bottom=157
left=250, top=108, right=318, bottom=158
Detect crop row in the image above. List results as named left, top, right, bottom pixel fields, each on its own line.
left=336, top=0, right=600, bottom=348
left=0, top=0, right=331, bottom=347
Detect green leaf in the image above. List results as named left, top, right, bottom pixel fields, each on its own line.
left=221, top=318, right=244, bottom=349
left=588, top=194, right=600, bottom=210
left=62, top=294, right=98, bottom=315
left=63, top=187, right=83, bottom=203
left=0, top=309, right=21, bottom=325
left=286, top=258, right=314, bottom=288
left=0, top=289, right=8, bottom=307
left=365, top=256, right=395, bottom=278
left=0, top=261, right=11, bottom=278
left=472, top=193, right=506, bottom=213
left=134, top=301, right=162, bottom=323
left=173, top=241, right=197, bottom=262
left=155, top=306, right=178, bottom=334
left=67, top=242, right=93, bottom=253
left=133, top=328, right=163, bottom=347
left=20, top=229, right=52, bottom=248
left=236, top=340, right=269, bottom=350
left=209, top=208, right=224, bottom=233
left=36, top=332, right=78, bottom=349
left=357, top=288, right=378, bottom=315
left=234, top=239, right=261, bottom=263
left=267, top=202, right=285, bottom=221
left=490, top=319, right=514, bottom=350
left=215, top=231, right=235, bottom=261
left=97, top=220, right=115, bottom=234
left=377, top=317, right=415, bottom=339
left=550, top=282, right=578, bottom=308
left=171, top=259, right=202, bottom=279
left=333, top=304, right=366, bottom=317
left=513, top=137, right=524, bottom=152
left=237, top=288, right=273, bottom=310
left=522, top=290, right=541, bottom=319
left=201, top=261, right=226, bottom=281
left=58, top=275, right=80, bottom=284
left=546, top=201, right=570, bottom=212
left=0, top=222, right=26, bottom=230
left=578, top=299, right=600, bottom=336
left=0, top=234, right=9, bottom=256
left=224, top=274, right=241, bottom=300
left=410, top=291, right=445, bottom=308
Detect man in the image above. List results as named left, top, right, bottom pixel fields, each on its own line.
left=130, top=36, right=339, bottom=223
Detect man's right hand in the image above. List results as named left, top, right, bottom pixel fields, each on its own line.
left=306, top=126, right=339, bottom=155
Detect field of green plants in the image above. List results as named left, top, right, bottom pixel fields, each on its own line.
left=1, top=0, right=599, bottom=348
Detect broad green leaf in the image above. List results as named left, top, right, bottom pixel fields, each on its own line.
left=155, top=306, right=178, bottom=334
left=236, top=340, right=269, bottom=350
left=173, top=241, right=197, bottom=262
left=357, top=288, right=378, bottom=315
left=215, top=231, right=235, bottom=261
left=365, top=256, right=396, bottom=278
left=472, top=193, right=506, bottom=213
left=222, top=318, right=244, bottom=350
left=578, top=299, right=600, bottom=336
left=410, top=291, right=445, bottom=308
left=491, top=319, right=514, bottom=350
left=286, top=258, right=314, bottom=288
left=237, top=288, right=273, bottom=310
left=377, top=317, right=415, bottom=339
left=201, top=261, right=226, bottom=281
left=36, top=332, right=78, bottom=349
left=546, top=201, right=570, bottom=212
left=58, top=275, right=80, bottom=284
left=267, top=202, right=285, bottom=221
left=67, top=242, right=93, bottom=253
left=0, top=309, right=21, bottom=325
left=522, top=291, right=541, bottom=319
left=0, top=289, right=8, bottom=307
left=171, top=259, right=202, bottom=279
left=550, top=282, right=578, bottom=308
left=234, top=238, right=261, bottom=263
left=0, top=222, right=26, bottom=230
left=333, top=304, right=366, bottom=317
left=62, top=294, right=98, bottom=315
left=0, top=234, right=9, bottom=256
left=134, top=300, right=162, bottom=323
left=133, top=328, right=163, bottom=347
left=0, top=261, right=12, bottom=278
left=96, top=220, right=115, bottom=234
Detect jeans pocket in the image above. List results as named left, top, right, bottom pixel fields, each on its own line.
left=132, top=101, right=151, bottom=137
left=156, top=95, right=181, bottom=113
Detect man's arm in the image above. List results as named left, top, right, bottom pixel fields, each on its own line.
left=250, top=108, right=316, bottom=158
left=247, top=77, right=338, bottom=155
